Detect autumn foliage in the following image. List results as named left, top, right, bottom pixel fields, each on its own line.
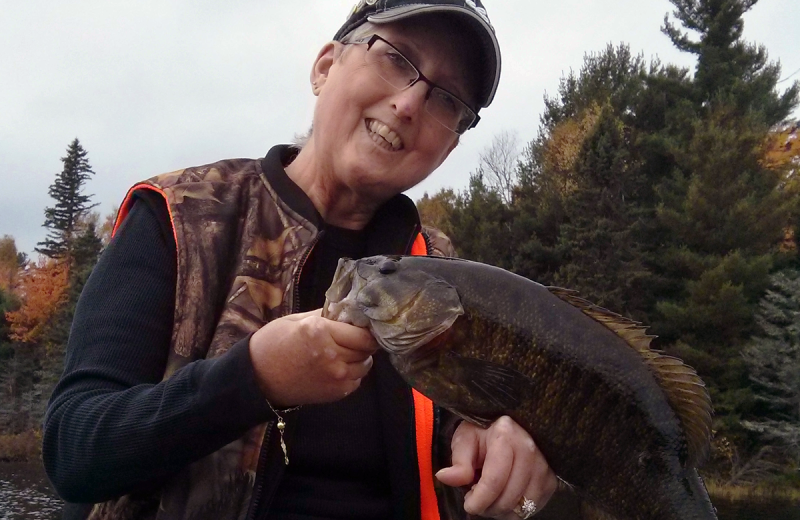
left=5, top=258, right=69, bottom=343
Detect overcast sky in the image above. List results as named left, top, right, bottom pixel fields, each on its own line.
left=1, top=0, right=798, bottom=256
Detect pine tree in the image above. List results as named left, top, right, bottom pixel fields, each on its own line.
left=36, top=138, right=98, bottom=260
left=742, top=270, right=800, bottom=462
left=555, top=108, right=651, bottom=316
left=662, top=0, right=799, bottom=124
left=448, top=173, right=515, bottom=269
left=650, top=0, right=798, bottom=430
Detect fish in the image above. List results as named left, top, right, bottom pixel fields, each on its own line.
left=323, top=255, right=717, bottom=520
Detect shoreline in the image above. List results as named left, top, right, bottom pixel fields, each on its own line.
left=0, top=430, right=42, bottom=463
left=706, top=480, right=800, bottom=503
left=3, top=432, right=799, bottom=506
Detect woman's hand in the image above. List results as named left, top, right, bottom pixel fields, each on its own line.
left=248, top=310, right=378, bottom=407
left=436, top=417, right=558, bottom=519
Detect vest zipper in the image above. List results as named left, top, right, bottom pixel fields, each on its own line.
left=291, top=230, right=324, bottom=313
left=246, top=230, right=323, bottom=519
left=246, top=421, right=275, bottom=520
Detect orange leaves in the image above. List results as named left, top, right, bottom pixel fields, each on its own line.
left=5, top=258, right=69, bottom=343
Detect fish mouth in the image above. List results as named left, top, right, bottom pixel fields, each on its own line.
left=324, top=256, right=465, bottom=356
left=323, top=258, right=355, bottom=314
left=323, top=258, right=370, bottom=326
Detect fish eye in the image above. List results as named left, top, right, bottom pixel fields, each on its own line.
left=379, top=259, right=398, bottom=274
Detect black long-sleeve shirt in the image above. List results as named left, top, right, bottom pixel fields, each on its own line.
left=43, top=194, right=392, bottom=519
left=43, top=197, right=273, bottom=504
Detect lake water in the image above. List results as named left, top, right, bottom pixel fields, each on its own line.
left=1, top=461, right=798, bottom=519
left=0, top=462, right=61, bottom=520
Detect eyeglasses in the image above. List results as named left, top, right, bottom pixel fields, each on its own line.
left=350, top=34, right=480, bottom=135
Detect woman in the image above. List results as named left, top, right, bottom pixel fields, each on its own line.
left=43, top=1, right=557, bottom=519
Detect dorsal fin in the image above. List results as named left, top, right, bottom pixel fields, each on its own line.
left=547, top=286, right=713, bottom=467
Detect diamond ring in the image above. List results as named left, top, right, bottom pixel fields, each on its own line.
left=512, top=495, right=537, bottom=519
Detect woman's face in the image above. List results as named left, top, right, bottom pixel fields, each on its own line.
left=310, top=17, right=478, bottom=202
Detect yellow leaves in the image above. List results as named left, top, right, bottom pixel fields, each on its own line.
left=763, top=122, right=799, bottom=173
left=417, top=189, right=456, bottom=235
left=542, top=104, right=603, bottom=196
left=5, top=258, right=69, bottom=343
left=0, top=235, right=18, bottom=291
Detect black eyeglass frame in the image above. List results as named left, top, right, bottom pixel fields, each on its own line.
left=349, top=34, right=481, bottom=134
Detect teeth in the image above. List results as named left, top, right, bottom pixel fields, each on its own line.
left=368, top=120, right=403, bottom=151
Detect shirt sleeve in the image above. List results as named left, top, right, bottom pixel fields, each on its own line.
left=42, top=196, right=272, bottom=504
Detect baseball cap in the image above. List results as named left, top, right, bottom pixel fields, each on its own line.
left=333, top=0, right=501, bottom=109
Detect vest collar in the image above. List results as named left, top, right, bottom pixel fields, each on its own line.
left=260, top=145, right=422, bottom=256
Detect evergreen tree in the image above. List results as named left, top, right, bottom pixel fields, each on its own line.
left=36, top=138, right=98, bottom=260
left=41, top=222, right=103, bottom=351
left=555, top=108, right=651, bottom=317
left=448, top=173, right=515, bottom=269
left=0, top=285, right=19, bottom=347
left=650, top=0, right=798, bottom=431
left=742, top=269, right=800, bottom=463
left=540, top=44, right=648, bottom=132
left=662, top=0, right=799, bottom=124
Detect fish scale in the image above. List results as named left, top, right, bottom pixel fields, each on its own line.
left=324, top=255, right=717, bottom=520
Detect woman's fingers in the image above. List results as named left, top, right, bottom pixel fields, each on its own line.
left=464, top=421, right=518, bottom=515
left=326, top=318, right=379, bottom=354
left=436, top=421, right=482, bottom=487
left=439, top=417, right=558, bottom=520
left=249, top=310, right=378, bottom=406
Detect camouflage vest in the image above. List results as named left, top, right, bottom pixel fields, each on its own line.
left=90, top=145, right=455, bottom=520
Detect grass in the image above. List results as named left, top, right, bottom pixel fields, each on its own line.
left=0, top=430, right=42, bottom=462
left=706, top=480, right=800, bottom=503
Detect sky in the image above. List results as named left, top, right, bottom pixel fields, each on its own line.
left=1, top=0, right=798, bottom=257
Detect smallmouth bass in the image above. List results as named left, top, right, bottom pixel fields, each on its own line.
left=323, top=255, right=716, bottom=520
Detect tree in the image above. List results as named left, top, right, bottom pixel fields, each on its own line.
left=5, top=259, right=69, bottom=344
left=511, top=45, right=656, bottom=288
left=0, top=235, right=19, bottom=290
left=416, top=189, right=456, bottom=236
left=99, top=205, right=119, bottom=246
left=0, top=285, right=18, bottom=345
left=555, top=107, right=652, bottom=316
left=36, top=138, right=98, bottom=260
left=662, top=0, right=799, bottom=124
left=448, top=173, right=515, bottom=269
left=741, top=269, right=800, bottom=464
left=41, top=222, right=103, bottom=350
left=475, top=131, right=521, bottom=205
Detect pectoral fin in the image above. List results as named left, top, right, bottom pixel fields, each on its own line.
left=443, top=352, right=527, bottom=420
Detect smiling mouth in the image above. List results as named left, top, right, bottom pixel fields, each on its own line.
left=367, top=119, right=404, bottom=151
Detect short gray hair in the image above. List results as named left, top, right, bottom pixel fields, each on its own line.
left=339, top=21, right=378, bottom=44
left=292, top=23, right=380, bottom=150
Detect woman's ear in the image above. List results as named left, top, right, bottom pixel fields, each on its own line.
left=310, top=42, right=339, bottom=96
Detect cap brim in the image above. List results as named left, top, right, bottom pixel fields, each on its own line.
left=367, top=5, right=500, bottom=108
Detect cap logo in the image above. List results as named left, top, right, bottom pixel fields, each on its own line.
left=348, top=0, right=378, bottom=19
left=465, top=0, right=492, bottom=27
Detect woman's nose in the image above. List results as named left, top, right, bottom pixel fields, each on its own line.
left=391, top=82, right=428, bottom=120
